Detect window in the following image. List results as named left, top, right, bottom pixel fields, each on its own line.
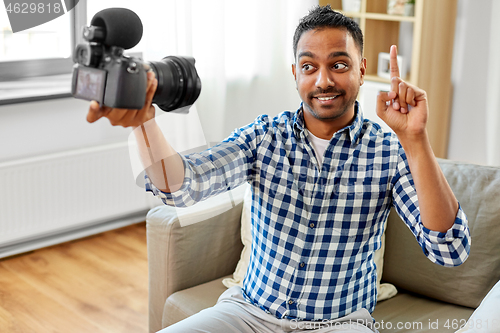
left=0, top=0, right=86, bottom=104
left=0, top=0, right=155, bottom=104
left=0, top=7, right=71, bottom=61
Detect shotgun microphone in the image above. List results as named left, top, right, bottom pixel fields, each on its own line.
left=87, top=7, right=143, bottom=50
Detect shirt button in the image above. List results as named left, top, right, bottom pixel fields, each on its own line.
left=288, top=299, right=294, bottom=305
left=309, top=222, right=315, bottom=228
left=300, top=262, right=305, bottom=268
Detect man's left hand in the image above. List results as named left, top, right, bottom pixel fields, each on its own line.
left=376, top=45, right=428, bottom=141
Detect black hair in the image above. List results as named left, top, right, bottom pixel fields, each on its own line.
left=293, top=5, right=364, bottom=59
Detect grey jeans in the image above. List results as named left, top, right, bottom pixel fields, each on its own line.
left=158, top=286, right=377, bottom=333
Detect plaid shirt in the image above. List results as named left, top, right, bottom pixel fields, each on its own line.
left=146, top=103, right=470, bottom=321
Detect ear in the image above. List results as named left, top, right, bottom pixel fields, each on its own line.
left=359, top=57, right=366, bottom=86
left=291, top=63, right=298, bottom=89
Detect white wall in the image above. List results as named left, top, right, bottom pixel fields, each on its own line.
left=0, top=98, right=132, bottom=163
left=448, top=0, right=495, bottom=165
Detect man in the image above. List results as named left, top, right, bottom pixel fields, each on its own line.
left=87, top=5, right=470, bottom=332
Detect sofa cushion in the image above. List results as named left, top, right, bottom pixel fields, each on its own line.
left=372, top=291, right=473, bottom=333
left=382, top=159, right=500, bottom=308
left=222, top=184, right=252, bottom=289
left=162, top=276, right=230, bottom=328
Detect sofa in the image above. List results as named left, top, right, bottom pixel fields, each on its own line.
left=146, top=159, right=500, bottom=333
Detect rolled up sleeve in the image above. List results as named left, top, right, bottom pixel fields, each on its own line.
left=418, top=205, right=470, bottom=266
left=392, top=151, right=471, bottom=267
left=145, top=115, right=270, bottom=207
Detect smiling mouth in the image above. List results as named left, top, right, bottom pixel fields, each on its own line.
left=315, top=95, right=340, bottom=101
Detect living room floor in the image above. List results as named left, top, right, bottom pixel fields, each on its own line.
left=0, top=222, right=148, bottom=332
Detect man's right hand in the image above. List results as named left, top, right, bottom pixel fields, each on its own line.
left=86, top=70, right=158, bottom=128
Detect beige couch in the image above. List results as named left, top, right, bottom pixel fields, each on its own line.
left=146, top=159, right=500, bottom=333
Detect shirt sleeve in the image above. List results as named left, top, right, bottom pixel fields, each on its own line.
left=145, top=115, right=270, bottom=207
left=391, top=148, right=471, bottom=267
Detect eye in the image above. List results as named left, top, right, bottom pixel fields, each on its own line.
left=302, top=63, right=314, bottom=72
left=333, top=63, right=348, bottom=70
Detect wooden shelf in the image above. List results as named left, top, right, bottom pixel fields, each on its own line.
left=364, top=75, right=391, bottom=84
left=343, top=12, right=417, bottom=22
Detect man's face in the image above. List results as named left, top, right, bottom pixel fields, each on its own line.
left=292, top=27, right=366, bottom=123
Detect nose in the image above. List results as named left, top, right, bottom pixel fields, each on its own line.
left=315, top=67, right=334, bottom=90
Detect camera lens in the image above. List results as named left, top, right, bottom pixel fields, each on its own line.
left=149, top=56, right=202, bottom=112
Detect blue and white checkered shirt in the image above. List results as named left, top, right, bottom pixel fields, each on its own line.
left=146, top=103, right=470, bottom=321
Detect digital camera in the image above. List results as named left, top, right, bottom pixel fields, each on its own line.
left=71, top=8, right=201, bottom=112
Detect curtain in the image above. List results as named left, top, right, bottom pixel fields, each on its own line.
left=486, top=0, right=500, bottom=166
left=448, top=0, right=500, bottom=166
left=141, top=0, right=317, bottom=146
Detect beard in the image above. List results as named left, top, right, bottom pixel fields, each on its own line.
left=304, top=85, right=359, bottom=121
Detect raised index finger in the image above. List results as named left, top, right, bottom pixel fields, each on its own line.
left=390, top=45, right=400, bottom=79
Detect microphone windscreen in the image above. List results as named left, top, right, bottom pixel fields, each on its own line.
left=91, top=8, right=143, bottom=49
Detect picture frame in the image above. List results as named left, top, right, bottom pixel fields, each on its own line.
left=377, top=52, right=406, bottom=80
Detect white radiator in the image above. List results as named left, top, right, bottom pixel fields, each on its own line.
left=0, top=142, right=155, bottom=258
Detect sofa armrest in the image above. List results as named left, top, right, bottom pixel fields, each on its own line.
left=146, top=186, right=247, bottom=333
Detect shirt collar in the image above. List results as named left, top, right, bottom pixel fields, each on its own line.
left=293, top=104, right=306, bottom=136
left=349, top=102, right=364, bottom=144
left=293, top=101, right=364, bottom=144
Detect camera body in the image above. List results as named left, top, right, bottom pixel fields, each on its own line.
left=71, top=8, right=201, bottom=112
left=72, top=46, right=148, bottom=110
